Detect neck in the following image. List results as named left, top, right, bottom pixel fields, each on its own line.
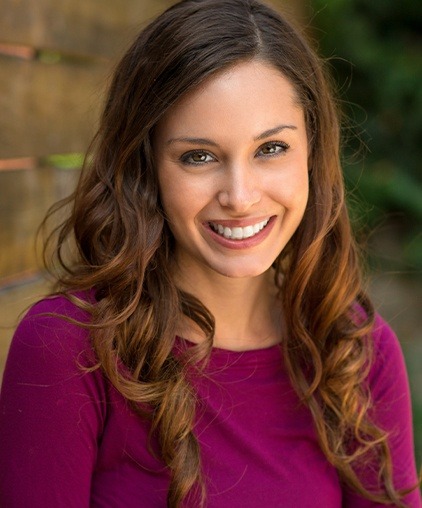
left=174, top=266, right=283, bottom=351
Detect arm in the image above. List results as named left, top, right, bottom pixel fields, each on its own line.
left=343, top=315, right=421, bottom=507
left=0, top=296, right=107, bottom=508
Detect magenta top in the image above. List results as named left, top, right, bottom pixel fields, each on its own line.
left=0, top=295, right=420, bottom=507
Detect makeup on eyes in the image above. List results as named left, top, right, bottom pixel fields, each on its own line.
left=178, top=140, right=292, bottom=166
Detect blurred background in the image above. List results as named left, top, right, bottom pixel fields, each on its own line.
left=0, top=0, right=420, bottom=461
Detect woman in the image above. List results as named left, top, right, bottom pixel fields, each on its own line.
left=0, top=0, right=420, bottom=506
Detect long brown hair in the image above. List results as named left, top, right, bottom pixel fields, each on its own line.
left=43, top=0, right=412, bottom=506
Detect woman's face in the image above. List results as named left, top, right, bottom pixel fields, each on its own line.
left=154, top=60, right=309, bottom=281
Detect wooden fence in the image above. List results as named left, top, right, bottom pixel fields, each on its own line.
left=0, top=0, right=176, bottom=286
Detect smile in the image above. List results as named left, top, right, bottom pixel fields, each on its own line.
left=209, top=218, right=270, bottom=240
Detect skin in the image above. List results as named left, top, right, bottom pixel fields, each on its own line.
left=154, top=60, right=309, bottom=350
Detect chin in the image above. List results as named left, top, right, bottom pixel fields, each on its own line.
left=212, top=260, right=275, bottom=279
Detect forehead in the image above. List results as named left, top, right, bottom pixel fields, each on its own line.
left=156, top=60, right=304, bottom=139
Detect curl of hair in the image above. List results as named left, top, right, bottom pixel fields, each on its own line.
left=42, top=1, right=416, bottom=506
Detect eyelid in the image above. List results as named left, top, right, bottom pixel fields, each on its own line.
left=256, top=140, right=290, bottom=157
left=179, top=140, right=290, bottom=165
left=180, top=149, right=217, bottom=165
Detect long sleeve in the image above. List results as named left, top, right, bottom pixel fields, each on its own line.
left=343, top=315, right=421, bottom=507
left=0, top=296, right=107, bottom=508
left=1, top=299, right=420, bottom=508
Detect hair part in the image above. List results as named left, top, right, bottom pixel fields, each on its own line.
left=43, top=0, right=413, bottom=506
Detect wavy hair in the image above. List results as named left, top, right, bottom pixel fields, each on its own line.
left=43, top=0, right=412, bottom=506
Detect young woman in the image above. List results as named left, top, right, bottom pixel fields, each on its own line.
left=0, top=0, right=420, bottom=506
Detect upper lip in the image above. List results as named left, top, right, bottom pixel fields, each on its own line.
left=206, top=216, right=272, bottom=227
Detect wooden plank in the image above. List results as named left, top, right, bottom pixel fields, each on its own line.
left=0, top=165, right=80, bottom=280
left=0, top=0, right=173, bottom=59
left=0, top=56, right=108, bottom=158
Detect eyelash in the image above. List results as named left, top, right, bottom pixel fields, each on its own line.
left=257, top=141, right=290, bottom=158
left=180, top=149, right=215, bottom=165
left=180, top=141, right=290, bottom=166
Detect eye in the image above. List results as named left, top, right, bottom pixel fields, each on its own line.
left=180, top=150, right=216, bottom=165
left=256, top=141, right=290, bottom=157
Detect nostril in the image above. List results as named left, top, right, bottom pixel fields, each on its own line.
left=217, top=190, right=230, bottom=207
left=217, top=185, right=261, bottom=210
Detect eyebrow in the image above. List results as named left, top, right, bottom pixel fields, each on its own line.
left=255, top=124, right=297, bottom=140
left=166, top=124, right=297, bottom=146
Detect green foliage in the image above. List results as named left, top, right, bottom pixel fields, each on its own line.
left=43, top=153, right=85, bottom=170
left=311, top=0, right=422, bottom=270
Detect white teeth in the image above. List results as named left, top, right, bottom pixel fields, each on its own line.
left=243, top=226, right=254, bottom=238
left=231, top=227, right=243, bottom=239
left=210, top=218, right=270, bottom=240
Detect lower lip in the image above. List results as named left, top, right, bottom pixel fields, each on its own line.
left=204, top=216, right=276, bottom=250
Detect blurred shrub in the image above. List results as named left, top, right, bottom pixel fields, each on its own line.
left=310, top=0, right=422, bottom=271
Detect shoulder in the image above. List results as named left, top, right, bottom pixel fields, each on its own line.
left=23, top=290, right=94, bottom=322
left=367, top=314, right=406, bottom=382
left=16, top=291, right=92, bottom=339
left=5, top=292, right=97, bottom=381
left=366, top=313, right=412, bottom=422
left=349, top=307, right=405, bottom=390
left=370, top=313, right=401, bottom=351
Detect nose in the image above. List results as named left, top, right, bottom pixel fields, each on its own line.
left=217, top=162, right=261, bottom=212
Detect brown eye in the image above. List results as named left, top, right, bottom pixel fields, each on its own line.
left=192, top=152, right=209, bottom=162
left=180, top=150, right=215, bottom=165
left=257, top=141, right=290, bottom=157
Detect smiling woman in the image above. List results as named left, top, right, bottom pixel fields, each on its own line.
left=0, top=1, right=420, bottom=507
left=155, top=61, right=308, bottom=286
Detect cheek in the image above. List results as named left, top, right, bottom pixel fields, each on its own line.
left=270, top=167, right=309, bottom=209
left=158, top=169, right=178, bottom=212
left=160, top=190, right=184, bottom=224
left=159, top=177, right=195, bottom=228
left=158, top=167, right=212, bottom=224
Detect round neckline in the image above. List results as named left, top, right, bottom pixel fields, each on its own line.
left=175, top=335, right=283, bottom=367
